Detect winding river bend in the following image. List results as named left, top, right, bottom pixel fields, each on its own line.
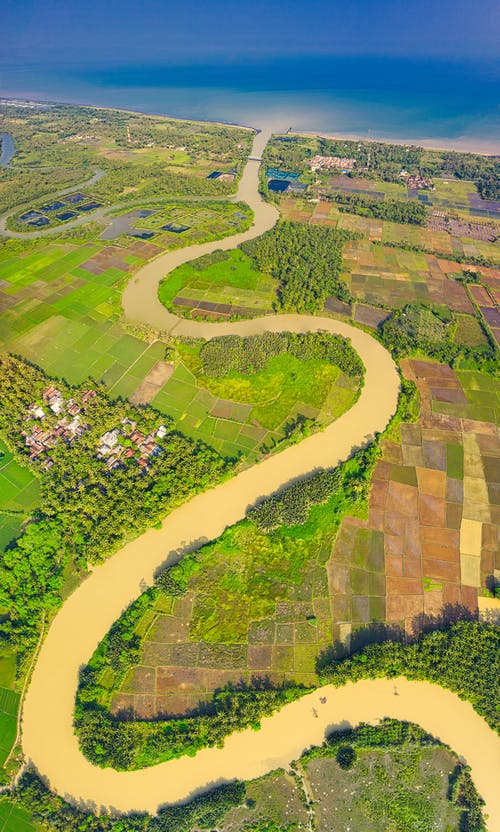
left=21, top=131, right=500, bottom=828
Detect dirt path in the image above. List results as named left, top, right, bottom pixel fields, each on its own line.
left=20, top=130, right=500, bottom=829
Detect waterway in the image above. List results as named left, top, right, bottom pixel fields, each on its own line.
left=20, top=130, right=500, bottom=829
left=0, top=132, right=15, bottom=167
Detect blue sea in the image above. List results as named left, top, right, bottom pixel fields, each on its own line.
left=1, top=56, right=499, bottom=152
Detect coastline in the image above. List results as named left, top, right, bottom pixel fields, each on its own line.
left=1, top=93, right=498, bottom=156
left=298, top=128, right=500, bottom=156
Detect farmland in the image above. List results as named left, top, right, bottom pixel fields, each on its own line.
left=77, top=359, right=499, bottom=728
left=159, top=249, right=277, bottom=318
left=0, top=106, right=498, bottom=829
left=0, top=201, right=252, bottom=389
left=280, top=197, right=500, bottom=264
left=133, top=336, right=362, bottom=460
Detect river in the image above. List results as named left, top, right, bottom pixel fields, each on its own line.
left=0, top=132, right=15, bottom=167
left=20, top=130, right=500, bottom=829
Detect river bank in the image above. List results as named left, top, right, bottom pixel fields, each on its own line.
left=19, top=128, right=499, bottom=830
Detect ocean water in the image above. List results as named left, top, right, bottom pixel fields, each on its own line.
left=1, top=56, right=499, bottom=152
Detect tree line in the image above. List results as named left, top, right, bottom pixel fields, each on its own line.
left=200, top=331, right=364, bottom=378
left=329, top=191, right=427, bottom=225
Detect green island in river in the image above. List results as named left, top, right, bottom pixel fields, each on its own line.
left=0, top=100, right=498, bottom=832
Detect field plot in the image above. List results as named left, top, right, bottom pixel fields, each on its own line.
left=279, top=197, right=500, bottom=264
left=342, top=239, right=480, bottom=312
left=332, top=360, right=500, bottom=636
left=0, top=686, right=19, bottom=768
left=159, top=249, right=276, bottom=318
left=0, top=439, right=40, bottom=514
left=0, top=515, right=24, bottom=556
left=0, top=799, right=36, bottom=832
left=151, top=343, right=360, bottom=459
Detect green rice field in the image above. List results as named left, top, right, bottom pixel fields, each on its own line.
left=159, top=249, right=277, bottom=314
left=151, top=342, right=360, bottom=459
left=0, top=439, right=40, bottom=515
left=0, top=798, right=38, bottom=832
left=0, top=686, right=19, bottom=768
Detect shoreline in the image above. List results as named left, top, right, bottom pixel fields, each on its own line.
left=298, top=128, right=500, bottom=156
left=1, top=93, right=498, bottom=156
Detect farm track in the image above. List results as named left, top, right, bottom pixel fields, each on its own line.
left=20, top=130, right=500, bottom=828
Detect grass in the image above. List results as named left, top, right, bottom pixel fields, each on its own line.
left=151, top=342, right=360, bottom=459
left=0, top=439, right=40, bottom=514
left=158, top=249, right=277, bottom=313
left=304, top=744, right=462, bottom=832
left=0, top=799, right=37, bottom=832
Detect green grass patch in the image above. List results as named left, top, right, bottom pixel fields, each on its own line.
left=0, top=439, right=40, bottom=514
left=159, top=248, right=276, bottom=312
left=0, top=798, right=37, bottom=832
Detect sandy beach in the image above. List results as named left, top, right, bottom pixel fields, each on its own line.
left=20, top=129, right=500, bottom=829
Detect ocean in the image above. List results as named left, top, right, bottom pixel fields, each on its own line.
left=1, top=56, right=499, bottom=152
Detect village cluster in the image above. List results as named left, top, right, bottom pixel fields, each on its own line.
left=22, top=386, right=168, bottom=474
left=23, top=386, right=96, bottom=468
left=96, top=420, right=167, bottom=472
left=399, top=170, right=434, bottom=190
left=308, top=155, right=357, bottom=172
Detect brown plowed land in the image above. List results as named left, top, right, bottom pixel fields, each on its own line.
left=111, top=360, right=499, bottom=718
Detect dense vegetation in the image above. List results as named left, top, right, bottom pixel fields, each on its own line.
left=200, top=331, right=364, bottom=378
left=248, top=442, right=378, bottom=531
left=241, top=221, right=354, bottom=311
left=380, top=303, right=498, bottom=371
left=320, top=620, right=500, bottom=733
left=329, top=191, right=427, bottom=224
left=76, top=678, right=306, bottom=770
left=0, top=355, right=228, bottom=653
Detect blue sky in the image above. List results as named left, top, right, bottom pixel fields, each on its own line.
left=2, top=0, right=499, bottom=65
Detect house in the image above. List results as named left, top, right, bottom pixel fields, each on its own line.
left=81, top=389, right=97, bottom=406
left=130, top=430, right=145, bottom=446
left=100, top=429, right=120, bottom=449
left=29, top=404, right=45, bottom=419
left=67, top=398, right=81, bottom=417
left=156, top=425, right=168, bottom=439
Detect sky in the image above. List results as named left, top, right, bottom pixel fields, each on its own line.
left=1, top=0, right=500, bottom=66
